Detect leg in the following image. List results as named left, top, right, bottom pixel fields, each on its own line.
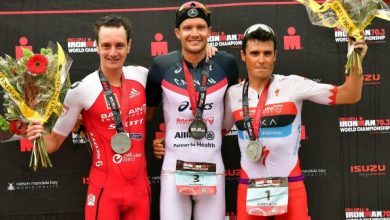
left=237, top=183, right=269, bottom=220
left=193, top=175, right=226, bottom=220
left=160, top=172, right=192, bottom=220
left=85, top=184, right=120, bottom=220
left=85, top=184, right=102, bottom=220
left=121, top=175, right=151, bottom=220
left=275, top=181, right=308, bottom=220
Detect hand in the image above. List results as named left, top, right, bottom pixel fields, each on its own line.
left=153, top=138, right=165, bottom=159
left=349, top=36, right=368, bottom=59
left=352, top=39, right=368, bottom=59
left=72, top=116, right=87, bottom=138
left=72, top=118, right=82, bottom=134
left=206, top=44, right=218, bottom=58
left=26, top=120, right=45, bottom=142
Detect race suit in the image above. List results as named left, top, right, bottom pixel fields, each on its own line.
left=224, top=74, right=337, bottom=220
left=54, top=66, right=150, bottom=220
left=147, top=51, right=238, bottom=220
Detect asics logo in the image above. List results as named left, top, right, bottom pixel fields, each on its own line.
left=178, top=101, right=213, bottom=112
left=174, top=67, right=182, bottom=74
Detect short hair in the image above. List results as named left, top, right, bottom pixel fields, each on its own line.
left=94, top=15, right=132, bottom=43
left=242, top=24, right=277, bottom=53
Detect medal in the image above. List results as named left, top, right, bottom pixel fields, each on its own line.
left=242, top=79, right=270, bottom=162
left=182, top=58, right=210, bottom=140
left=188, top=120, right=207, bottom=139
left=111, top=133, right=131, bottom=154
left=99, top=70, right=131, bottom=155
left=246, top=141, right=262, bottom=161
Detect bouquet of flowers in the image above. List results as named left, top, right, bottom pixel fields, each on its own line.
left=297, top=0, right=390, bottom=75
left=0, top=42, right=72, bottom=170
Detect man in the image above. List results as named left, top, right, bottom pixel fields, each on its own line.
left=27, top=15, right=150, bottom=220
left=223, top=24, right=367, bottom=219
left=146, top=1, right=238, bottom=219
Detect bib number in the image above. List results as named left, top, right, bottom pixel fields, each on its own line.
left=246, top=177, right=288, bottom=216
left=175, top=160, right=217, bottom=195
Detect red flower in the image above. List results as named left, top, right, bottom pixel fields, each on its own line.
left=26, top=54, right=48, bottom=75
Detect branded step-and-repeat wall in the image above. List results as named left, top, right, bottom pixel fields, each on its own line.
left=0, top=1, right=389, bottom=219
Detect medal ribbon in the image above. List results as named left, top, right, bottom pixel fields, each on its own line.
left=242, top=79, right=270, bottom=141
left=182, top=57, right=210, bottom=120
left=98, top=70, right=128, bottom=134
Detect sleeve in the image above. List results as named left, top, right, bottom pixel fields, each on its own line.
left=146, top=58, right=164, bottom=107
left=124, top=65, right=148, bottom=88
left=222, top=52, right=239, bottom=87
left=291, top=75, right=337, bottom=105
left=223, top=86, right=236, bottom=132
left=52, top=83, right=84, bottom=137
left=227, top=54, right=238, bottom=87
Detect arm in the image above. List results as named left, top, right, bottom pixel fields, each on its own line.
left=145, top=57, right=164, bottom=122
left=146, top=106, right=157, bottom=122
left=206, top=44, right=218, bottom=58
left=27, top=120, right=66, bottom=153
left=25, top=79, right=84, bottom=153
left=222, top=87, right=235, bottom=135
left=335, top=39, right=368, bottom=104
left=146, top=58, right=166, bottom=158
left=222, top=52, right=239, bottom=135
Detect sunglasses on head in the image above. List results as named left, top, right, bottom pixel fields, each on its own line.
left=178, top=1, right=207, bottom=13
left=244, top=24, right=275, bottom=36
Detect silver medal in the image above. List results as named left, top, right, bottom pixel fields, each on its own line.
left=246, top=141, right=262, bottom=161
left=189, top=120, right=207, bottom=139
left=111, top=133, right=131, bottom=154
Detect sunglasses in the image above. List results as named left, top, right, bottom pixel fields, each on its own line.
left=178, top=1, right=208, bottom=13
left=244, top=24, right=275, bottom=36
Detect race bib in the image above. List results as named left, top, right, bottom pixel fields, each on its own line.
left=246, top=177, right=288, bottom=216
left=175, top=160, right=217, bottom=196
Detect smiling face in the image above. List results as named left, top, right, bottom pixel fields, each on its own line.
left=241, top=39, right=277, bottom=82
left=175, top=17, right=211, bottom=57
left=96, top=26, right=131, bottom=74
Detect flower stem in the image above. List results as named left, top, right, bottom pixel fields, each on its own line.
left=29, top=136, right=53, bottom=171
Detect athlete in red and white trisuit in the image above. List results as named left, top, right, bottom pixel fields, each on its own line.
left=224, top=75, right=334, bottom=219
left=59, top=66, right=149, bottom=220
left=223, top=24, right=367, bottom=220
left=27, top=15, right=150, bottom=220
